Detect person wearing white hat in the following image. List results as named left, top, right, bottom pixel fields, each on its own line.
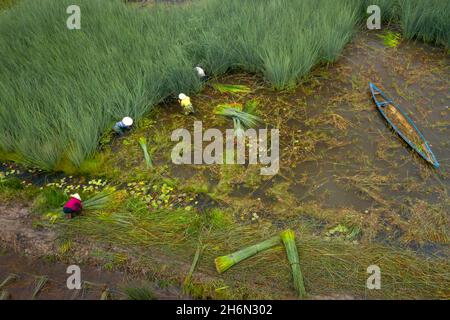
left=178, top=93, right=195, bottom=115
left=63, top=193, right=83, bottom=219
left=113, top=116, right=134, bottom=136
left=195, top=66, right=207, bottom=81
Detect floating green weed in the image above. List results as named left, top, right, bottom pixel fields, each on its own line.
left=380, top=31, right=402, bottom=47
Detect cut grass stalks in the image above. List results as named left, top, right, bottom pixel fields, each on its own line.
left=280, top=229, right=306, bottom=299
left=123, top=285, right=156, bottom=300
left=184, top=243, right=205, bottom=288
left=32, top=276, right=48, bottom=300
left=0, top=290, right=11, bottom=300
left=0, top=273, right=18, bottom=290
left=211, top=83, right=251, bottom=94
left=138, top=137, right=153, bottom=169
left=100, top=288, right=110, bottom=300
left=215, top=103, right=261, bottom=138
left=215, top=236, right=281, bottom=274
left=60, top=205, right=450, bottom=298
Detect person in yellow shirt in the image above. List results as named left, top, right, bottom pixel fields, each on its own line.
left=178, top=93, right=195, bottom=115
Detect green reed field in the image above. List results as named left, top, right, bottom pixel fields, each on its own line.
left=0, top=0, right=448, bottom=170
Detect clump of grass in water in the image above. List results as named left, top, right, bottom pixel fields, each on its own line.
left=380, top=31, right=402, bottom=48
left=123, top=285, right=156, bottom=300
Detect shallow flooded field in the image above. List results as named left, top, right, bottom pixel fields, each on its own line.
left=132, top=30, right=449, bottom=252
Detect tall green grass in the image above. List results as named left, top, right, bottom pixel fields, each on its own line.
left=399, top=0, right=450, bottom=47
left=360, top=0, right=449, bottom=47
left=0, top=0, right=448, bottom=170
left=0, top=0, right=15, bottom=11
left=197, top=0, right=358, bottom=88
left=0, top=0, right=201, bottom=169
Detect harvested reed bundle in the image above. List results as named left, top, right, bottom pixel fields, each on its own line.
left=215, top=106, right=260, bottom=129
left=138, top=137, right=153, bottom=169
left=215, top=103, right=261, bottom=138
left=215, top=236, right=280, bottom=274
left=211, top=83, right=251, bottom=94
left=280, top=229, right=306, bottom=299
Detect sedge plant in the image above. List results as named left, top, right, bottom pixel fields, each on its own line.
left=80, top=189, right=116, bottom=211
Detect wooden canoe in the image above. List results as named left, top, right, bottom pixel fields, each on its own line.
left=369, top=83, right=439, bottom=168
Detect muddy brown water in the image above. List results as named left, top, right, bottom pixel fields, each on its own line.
left=205, top=31, right=449, bottom=214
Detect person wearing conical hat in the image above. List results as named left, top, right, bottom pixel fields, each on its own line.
left=195, top=66, right=207, bottom=81
left=63, top=193, right=83, bottom=219
left=178, top=93, right=195, bottom=115
left=113, top=116, right=134, bottom=136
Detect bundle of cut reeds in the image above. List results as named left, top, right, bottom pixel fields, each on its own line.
left=280, top=229, right=306, bottom=298
left=138, top=137, right=153, bottom=169
left=215, top=236, right=280, bottom=274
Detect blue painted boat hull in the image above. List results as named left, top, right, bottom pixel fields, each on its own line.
left=369, top=83, right=439, bottom=168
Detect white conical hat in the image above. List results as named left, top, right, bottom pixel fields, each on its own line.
left=195, top=66, right=206, bottom=78
left=178, top=93, right=187, bottom=100
left=122, top=117, right=133, bottom=126
left=71, top=193, right=82, bottom=201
